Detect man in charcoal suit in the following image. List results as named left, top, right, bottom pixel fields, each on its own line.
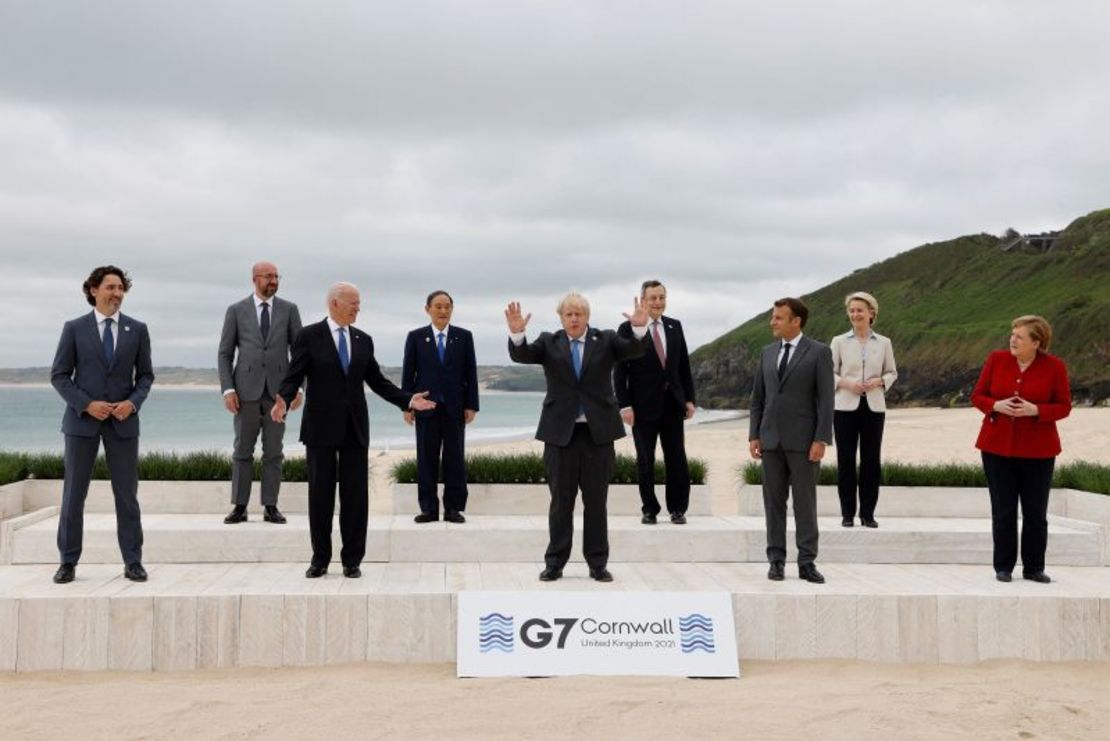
left=50, top=265, right=154, bottom=584
left=217, top=261, right=303, bottom=525
left=614, top=280, right=697, bottom=524
left=749, top=297, right=835, bottom=584
left=271, top=282, right=436, bottom=578
left=506, top=292, right=650, bottom=583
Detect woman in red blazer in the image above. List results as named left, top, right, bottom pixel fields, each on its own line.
left=971, top=315, right=1071, bottom=584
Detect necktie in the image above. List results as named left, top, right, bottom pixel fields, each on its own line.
left=337, top=327, right=350, bottom=374
left=571, top=339, right=583, bottom=379
left=102, top=318, right=115, bottom=365
left=651, top=321, right=666, bottom=367
left=437, top=331, right=446, bottom=364
left=260, top=302, right=270, bottom=341
left=778, top=342, right=792, bottom=380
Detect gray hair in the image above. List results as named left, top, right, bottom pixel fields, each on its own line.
left=327, top=281, right=359, bottom=305
left=556, top=291, right=590, bottom=316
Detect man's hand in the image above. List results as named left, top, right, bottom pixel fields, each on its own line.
left=808, top=441, right=827, bottom=463
left=271, top=395, right=288, bottom=423
left=504, top=301, right=531, bottom=334
left=223, top=391, right=240, bottom=414
left=464, top=409, right=477, bottom=424
left=684, top=402, right=696, bottom=420
left=403, top=410, right=415, bottom=426
left=621, top=408, right=635, bottom=427
left=290, top=390, right=304, bottom=411
left=622, top=297, right=648, bottom=327
left=111, top=401, right=135, bottom=421
left=748, top=439, right=762, bottom=460
left=85, top=400, right=114, bottom=421
left=409, top=391, right=437, bottom=412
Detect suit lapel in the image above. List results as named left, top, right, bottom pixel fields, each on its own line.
left=110, top=313, right=136, bottom=372
left=779, top=337, right=811, bottom=386
left=84, top=313, right=109, bottom=370
left=578, top=328, right=600, bottom=379
left=554, top=331, right=575, bottom=382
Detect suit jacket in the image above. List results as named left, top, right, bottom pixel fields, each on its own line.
left=217, top=295, right=303, bottom=400
left=51, top=311, right=155, bottom=439
left=613, top=316, right=695, bottom=420
left=749, top=335, right=834, bottom=452
left=829, top=330, right=898, bottom=412
left=401, top=325, right=479, bottom=417
left=971, top=349, right=1071, bottom=459
left=508, top=327, right=648, bottom=446
left=278, top=320, right=410, bottom=448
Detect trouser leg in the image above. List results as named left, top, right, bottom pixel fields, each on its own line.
left=337, top=438, right=370, bottom=568
left=102, top=424, right=143, bottom=565
left=415, top=412, right=442, bottom=515
left=57, top=433, right=100, bottom=565
left=1018, top=457, right=1054, bottom=574
left=659, top=403, right=690, bottom=515
left=307, top=445, right=338, bottom=567
left=761, top=448, right=790, bottom=563
left=441, top=409, right=469, bottom=512
left=834, top=408, right=860, bottom=518
left=857, top=400, right=885, bottom=521
left=632, top=418, right=661, bottom=515
left=983, top=451, right=1019, bottom=574
left=786, top=450, right=820, bottom=566
left=543, top=435, right=581, bottom=570
left=579, top=432, right=614, bottom=569
left=231, top=399, right=263, bottom=505
left=258, top=395, right=284, bottom=506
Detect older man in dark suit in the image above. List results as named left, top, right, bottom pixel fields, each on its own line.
left=217, top=261, right=303, bottom=525
left=506, top=293, right=649, bottom=582
left=50, top=266, right=155, bottom=584
left=749, top=297, right=835, bottom=584
left=272, top=282, right=435, bottom=579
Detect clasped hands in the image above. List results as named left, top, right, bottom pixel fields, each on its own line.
left=992, top=396, right=1039, bottom=418
left=843, top=378, right=884, bottom=395
left=85, top=400, right=135, bottom=421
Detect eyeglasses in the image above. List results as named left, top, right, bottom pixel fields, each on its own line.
left=254, top=273, right=281, bottom=280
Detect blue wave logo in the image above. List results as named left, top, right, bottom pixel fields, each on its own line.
left=678, top=613, right=716, bottom=654
left=478, top=612, right=514, bottom=653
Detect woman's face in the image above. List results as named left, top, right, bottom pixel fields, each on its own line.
left=1009, top=325, right=1040, bottom=358
left=847, top=299, right=874, bottom=328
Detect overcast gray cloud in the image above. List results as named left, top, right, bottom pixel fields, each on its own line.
left=1, top=0, right=1108, bottom=367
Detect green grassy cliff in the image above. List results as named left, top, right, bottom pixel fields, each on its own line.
left=691, top=208, right=1110, bottom=407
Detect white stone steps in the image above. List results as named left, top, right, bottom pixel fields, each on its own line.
left=7, top=512, right=1103, bottom=566
left=391, top=483, right=713, bottom=516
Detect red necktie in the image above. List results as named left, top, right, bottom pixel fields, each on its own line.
left=652, top=321, right=666, bottom=367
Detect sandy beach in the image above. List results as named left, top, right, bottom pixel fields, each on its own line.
left=2, top=407, right=1108, bottom=740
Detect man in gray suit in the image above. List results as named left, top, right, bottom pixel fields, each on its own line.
left=217, top=261, right=303, bottom=524
left=748, top=297, right=834, bottom=584
left=50, top=266, right=154, bottom=584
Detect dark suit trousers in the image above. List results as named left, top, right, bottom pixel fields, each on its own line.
left=543, top=424, right=614, bottom=570
left=306, top=434, right=369, bottom=569
left=632, top=401, right=690, bottom=515
left=761, top=447, right=820, bottom=565
left=57, top=424, right=143, bottom=566
left=231, top=394, right=285, bottom=506
left=415, top=406, right=468, bottom=515
left=833, top=396, right=885, bottom=520
left=982, top=452, right=1054, bottom=574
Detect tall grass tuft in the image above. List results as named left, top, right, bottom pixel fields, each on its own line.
left=0, top=450, right=309, bottom=482
left=393, top=453, right=707, bottom=485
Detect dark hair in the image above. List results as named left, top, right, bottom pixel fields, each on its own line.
left=640, top=279, right=665, bottom=296
left=773, top=297, right=809, bottom=328
left=425, top=290, right=453, bottom=308
left=83, top=266, right=131, bottom=306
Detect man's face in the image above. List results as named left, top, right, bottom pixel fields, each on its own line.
left=330, top=288, right=360, bottom=326
left=770, top=305, right=801, bottom=340
left=90, top=274, right=126, bottom=316
left=642, top=285, right=667, bottom=321
left=560, top=304, right=589, bottom=338
left=426, top=294, right=454, bottom=329
left=253, top=263, right=280, bottom=299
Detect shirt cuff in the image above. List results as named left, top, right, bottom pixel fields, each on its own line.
left=509, top=331, right=526, bottom=345
left=631, top=324, right=648, bottom=339
left=222, top=389, right=235, bottom=397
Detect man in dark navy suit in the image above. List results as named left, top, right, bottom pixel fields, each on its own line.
left=272, top=282, right=436, bottom=578
left=50, top=265, right=155, bottom=584
left=614, top=280, right=697, bottom=525
left=402, top=290, right=479, bottom=524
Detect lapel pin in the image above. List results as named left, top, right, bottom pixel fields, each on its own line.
left=124, top=325, right=131, bottom=332
left=425, top=337, right=430, bottom=343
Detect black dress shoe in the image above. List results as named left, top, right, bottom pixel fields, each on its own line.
left=263, top=505, right=287, bottom=524
left=1023, top=571, right=1051, bottom=584
left=539, top=568, right=563, bottom=582
left=224, top=505, right=248, bottom=524
left=641, top=513, right=658, bottom=525
left=798, top=564, right=825, bottom=584
left=444, top=510, right=466, bottom=524
left=995, top=571, right=1012, bottom=582
left=124, top=563, right=148, bottom=582
left=841, top=517, right=854, bottom=527
left=305, top=564, right=328, bottom=578
left=670, top=512, right=687, bottom=525
left=53, top=563, right=76, bottom=584
left=861, top=518, right=879, bottom=528
left=413, top=512, right=439, bottom=523
left=767, top=561, right=785, bottom=581
left=589, top=567, right=613, bottom=582
left=343, top=566, right=362, bottom=578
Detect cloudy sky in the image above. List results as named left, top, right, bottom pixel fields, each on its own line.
left=1, top=1, right=1107, bottom=368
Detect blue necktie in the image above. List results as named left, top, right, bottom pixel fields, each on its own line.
left=260, top=302, right=270, bottom=341
left=337, top=327, right=350, bottom=374
left=437, top=331, right=446, bottom=364
left=571, top=339, right=583, bottom=379
left=102, top=318, right=115, bottom=366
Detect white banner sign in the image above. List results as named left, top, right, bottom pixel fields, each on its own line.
left=457, top=591, right=739, bottom=678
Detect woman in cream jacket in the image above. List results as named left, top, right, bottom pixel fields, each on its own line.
left=830, top=292, right=898, bottom=528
